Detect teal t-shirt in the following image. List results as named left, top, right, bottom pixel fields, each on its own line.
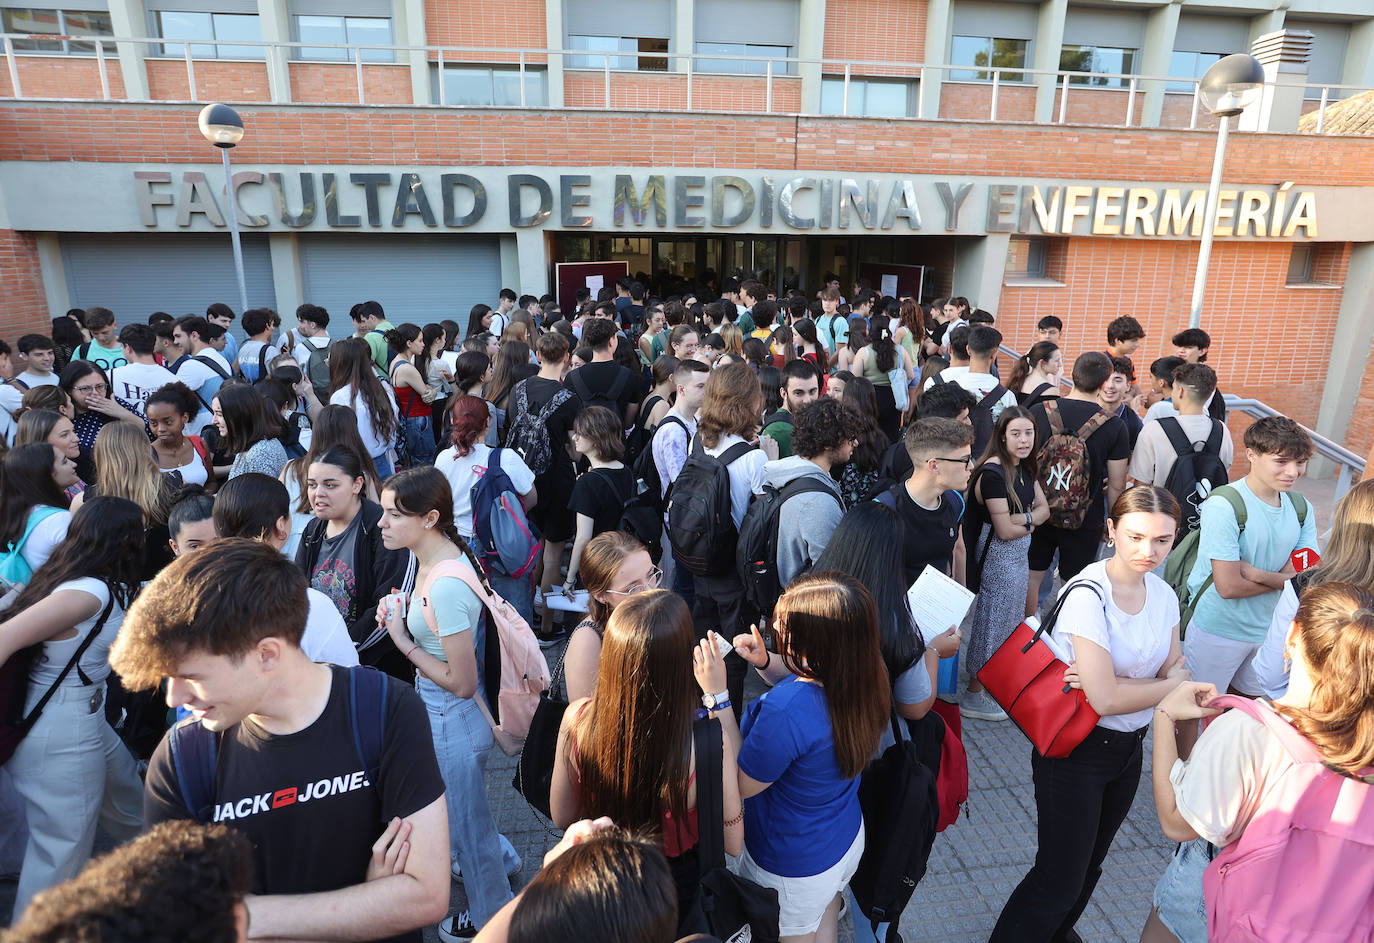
left=1186, top=479, right=1318, bottom=643
left=407, top=573, right=483, bottom=661
left=77, top=339, right=127, bottom=374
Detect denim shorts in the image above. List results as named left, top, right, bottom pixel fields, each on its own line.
left=1152, top=837, right=1212, bottom=943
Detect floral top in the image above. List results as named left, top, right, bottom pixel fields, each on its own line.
left=228, top=438, right=289, bottom=480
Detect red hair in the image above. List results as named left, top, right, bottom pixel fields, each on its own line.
left=448, top=394, right=492, bottom=457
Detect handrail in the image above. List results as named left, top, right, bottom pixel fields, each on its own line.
left=994, top=343, right=1364, bottom=500
left=1, top=31, right=1369, bottom=129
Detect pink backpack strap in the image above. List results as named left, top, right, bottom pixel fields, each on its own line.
left=418, top=557, right=503, bottom=732
left=1209, top=695, right=1323, bottom=764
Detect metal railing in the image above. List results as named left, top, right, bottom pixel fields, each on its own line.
left=2, top=31, right=1369, bottom=131
left=995, top=343, right=1365, bottom=500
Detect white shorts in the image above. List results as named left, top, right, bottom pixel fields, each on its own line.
left=735, top=825, right=865, bottom=936
left=1183, top=624, right=1265, bottom=695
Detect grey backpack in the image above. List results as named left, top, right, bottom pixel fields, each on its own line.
left=507, top=380, right=574, bottom=476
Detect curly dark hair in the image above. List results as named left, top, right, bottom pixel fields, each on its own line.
left=791, top=398, right=863, bottom=460
left=5, top=820, right=252, bottom=943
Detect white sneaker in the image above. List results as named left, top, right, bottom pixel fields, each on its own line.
left=959, top=690, right=1009, bottom=722
left=437, top=912, right=477, bottom=941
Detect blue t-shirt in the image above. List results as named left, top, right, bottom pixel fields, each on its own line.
left=1186, top=478, right=1318, bottom=643
left=737, top=676, right=862, bottom=877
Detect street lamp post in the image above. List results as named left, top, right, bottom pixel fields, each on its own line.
left=198, top=102, right=249, bottom=314
left=1187, top=54, right=1266, bottom=330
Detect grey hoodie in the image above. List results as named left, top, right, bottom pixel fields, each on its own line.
left=764, top=455, right=846, bottom=587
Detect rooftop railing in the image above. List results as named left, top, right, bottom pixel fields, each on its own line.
left=2, top=32, right=1369, bottom=132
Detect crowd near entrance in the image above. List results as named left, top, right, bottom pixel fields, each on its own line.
left=0, top=273, right=1371, bottom=943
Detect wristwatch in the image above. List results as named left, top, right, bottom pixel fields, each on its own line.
left=701, top=691, right=731, bottom=712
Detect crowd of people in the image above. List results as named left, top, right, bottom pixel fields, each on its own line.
left=0, top=277, right=1370, bottom=943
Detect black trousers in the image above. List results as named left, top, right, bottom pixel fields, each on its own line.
left=990, top=725, right=1146, bottom=943
left=691, top=569, right=748, bottom=718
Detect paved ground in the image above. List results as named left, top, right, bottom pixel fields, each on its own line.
left=0, top=476, right=1343, bottom=938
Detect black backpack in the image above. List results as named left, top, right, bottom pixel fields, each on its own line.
left=968, top=383, right=1008, bottom=461
left=666, top=437, right=755, bottom=578
left=1158, top=416, right=1229, bottom=533
left=632, top=414, right=688, bottom=515
left=566, top=366, right=633, bottom=421
left=849, top=712, right=940, bottom=942
left=760, top=410, right=793, bottom=432
left=736, top=476, right=842, bottom=619
left=585, top=468, right=665, bottom=564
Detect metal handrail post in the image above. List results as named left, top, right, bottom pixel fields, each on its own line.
left=354, top=45, right=364, bottom=103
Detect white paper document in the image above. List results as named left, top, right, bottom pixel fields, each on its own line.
left=906, top=565, right=976, bottom=644
left=880, top=273, right=899, bottom=298
left=585, top=274, right=604, bottom=294
left=439, top=351, right=460, bottom=373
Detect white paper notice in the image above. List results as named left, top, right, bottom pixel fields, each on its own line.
left=439, top=351, right=460, bottom=374
left=907, top=565, right=976, bottom=644
left=585, top=274, right=604, bottom=294
left=880, top=273, right=899, bottom=298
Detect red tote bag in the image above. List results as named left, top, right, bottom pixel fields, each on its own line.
left=976, top=582, right=1102, bottom=759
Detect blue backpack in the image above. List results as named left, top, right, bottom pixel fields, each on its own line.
left=0, top=506, right=63, bottom=594
left=168, top=666, right=388, bottom=823
left=470, top=449, right=542, bottom=580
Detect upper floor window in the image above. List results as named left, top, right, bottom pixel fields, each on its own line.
left=694, top=41, right=789, bottom=75
left=1059, top=44, right=1136, bottom=86
left=2, top=7, right=114, bottom=54
left=433, top=63, right=548, bottom=107
left=950, top=35, right=1028, bottom=81
left=566, top=34, right=668, bottom=71
left=156, top=10, right=263, bottom=59
left=820, top=76, right=916, bottom=117
left=1167, top=50, right=1224, bottom=92
left=294, top=15, right=391, bottom=61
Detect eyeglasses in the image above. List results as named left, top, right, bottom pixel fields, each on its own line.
left=934, top=455, right=973, bottom=468
left=74, top=384, right=107, bottom=396
left=606, top=566, right=663, bottom=597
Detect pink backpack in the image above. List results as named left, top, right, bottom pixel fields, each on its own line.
left=1203, top=696, right=1374, bottom=942
left=419, top=553, right=550, bottom=756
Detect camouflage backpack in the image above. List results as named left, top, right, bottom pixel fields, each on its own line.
left=1036, top=400, right=1113, bottom=530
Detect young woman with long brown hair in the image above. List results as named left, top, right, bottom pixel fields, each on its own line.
left=1006, top=341, right=1063, bottom=409
left=551, top=589, right=743, bottom=919
left=1148, top=582, right=1374, bottom=943
left=327, top=337, right=398, bottom=479
left=731, top=572, right=891, bottom=943
left=485, top=340, right=531, bottom=420
left=279, top=404, right=380, bottom=559
left=960, top=406, right=1050, bottom=721
left=562, top=531, right=659, bottom=701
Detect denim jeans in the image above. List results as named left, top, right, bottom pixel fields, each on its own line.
left=990, top=725, right=1146, bottom=942
left=401, top=414, right=436, bottom=466
left=415, top=675, right=513, bottom=927
left=372, top=452, right=393, bottom=481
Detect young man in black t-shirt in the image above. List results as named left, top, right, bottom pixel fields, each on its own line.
left=563, top=318, right=640, bottom=428
left=1025, top=352, right=1131, bottom=617
left=111, top=539, right=449, bottom=943
left=881, top=417, right=974, bottom=588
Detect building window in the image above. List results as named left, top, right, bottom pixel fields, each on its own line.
left=694, top=41, right=790, bottom=75
left=566, top=34, right=668, bottom=71
left=433, top=64, right=548, bottom=107
left=1167, top=50, right=1224, bottom=92
left=294, top=15, right=392, bottom=61
left=950, top=35, right=1028, bottom=82
left=1005, top=236, right=1049, bottom=279
left=1286, top=243, right=1343, bottom=286
left=820, top=77, right=917, bottom=117
left=156, top=11, right=263, bottom=59
left=1059, top=44, right=1136, bottom=86
left=2, top=7, right=115, bottom=54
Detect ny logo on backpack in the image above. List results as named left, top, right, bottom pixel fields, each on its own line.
left=1036, top=400, right=1112, bottom=530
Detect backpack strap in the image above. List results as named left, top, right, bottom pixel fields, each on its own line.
left=1044, top=398, right=1066, bottom=435
left=876, top=483, right=901, bottom=510
left=1210, top=484, right=1248, bottom=534
left=604, top=367, right=632, bottom=405
left=169, top=717, right=219, bottom=823
left=716, top=440, right=755, bottom=467
left=1074, top=407, right=1114, bottom=440
left=566, top=370, right=592, bottom=404
left=1207, top=695, right=1323, bottom=764
left=931, top=372, right=946, bottom=386
left=193, top=355, right=230, bottom=379
left=779, top=476, right=844, bottom=512
left=1289, top=491, right=1309, bottom=526
left=75, top=342, right=92, bottom=361
left=258, top=343, right=270, bottom=380
left=347, top=666, right=388, bottom=787
left=693, top=716, right=726, bottom=873
left=1026, top=382, right=1052, bottom=404
left=977, top=384, right=1007, bottom=410
left=761, top=410, right=793, bottom=429
left=6, top=505, right=63, bottom=556
left=1159, top=417, right=1196, bottom=457
left=1203, top=419, right=1225, bottom=456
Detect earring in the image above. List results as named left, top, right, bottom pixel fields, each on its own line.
left=1283, top=646, right=1292, bottom=673
left=1107, top=537, right=1115, bottom=547
left=425, top=522, right=433, bottom=529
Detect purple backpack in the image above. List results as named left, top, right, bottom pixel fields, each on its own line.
left=1204, top=696, right=1374, bottom=942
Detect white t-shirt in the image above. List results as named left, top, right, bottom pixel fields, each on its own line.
left=303, top=587, right=360, bottom=667
left=20, top=507, right=72, bottom=576
left=12, top=371, right=58, bottom=389
left=108, top=362, right=177, bottom=413
left=238, top=340, right=283, bottom=382
left=435, top=444, right=536, bottom=539
left=704, top=433, right=767, bottom=529
left=1128, top=414, right=1235, bottom=488
left=950, top=369, right=1018, bottom=418
left=30, top=577, right=124, bottom=686
left=1250, top=582, right=1299, bottom=700
left=292, top=334, right=330, bottom=372
left=489, top=310, right=510, bottom=337
left=923, top=365, right=970, bottom=390
left=330, top=384, right=399, bottom=458
left=1170, top=702, right=1296, bottom=847
left=1143, top=399, right=1178, bottom=423
left=1053, top=561, right=1178, bottom=731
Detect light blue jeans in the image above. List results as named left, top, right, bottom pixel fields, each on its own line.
left=415, top=675, right=513, bottom=927
left=489, top=571, right=534, bottom=635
